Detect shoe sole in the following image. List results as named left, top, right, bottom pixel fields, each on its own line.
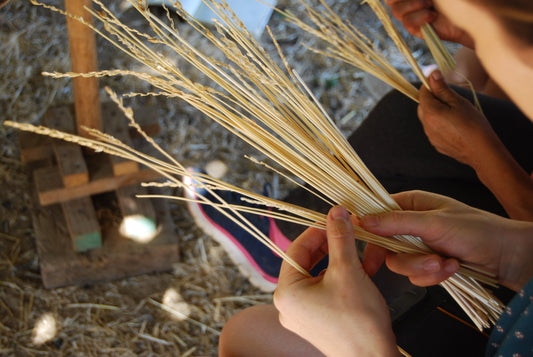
left=183, top=183, right=278, bottom=292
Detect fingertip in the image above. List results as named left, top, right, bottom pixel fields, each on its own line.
left=428, top=69, right=451, bottom=94
left=326, top=206, right=358, bottom=267
left=430, top=69, right=443, bottom=82
left=444, top=259, right=460, bottom=275
left=330, top=205, right=349, bottom=221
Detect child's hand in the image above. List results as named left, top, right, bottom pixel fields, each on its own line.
left=362, top=190, right=533, bottom=292
left=274, top=206, right=400, bottom=357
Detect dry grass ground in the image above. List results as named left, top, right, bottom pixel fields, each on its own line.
left=0, top=1, right=431, bottom=355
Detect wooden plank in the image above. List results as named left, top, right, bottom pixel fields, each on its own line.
left=45, top=106, right=76, bottom=132
left=65, top=0, right=102, bottom=135
left=116, top=185, right=156, bottom=219
left=32, top=192, right=179, bottom=288
left=45, top=106, right=89, bottom=187
left=34, top=165, right=63, bottom=197
left=101, top=102, right=139, bottom=176
left=54, top=143, right=90, bottom=187
left=34, top=165, right=163, bottom=206
left=18, top=131, right=53, bottom=163
left=61, top=197, right=102, bottom=252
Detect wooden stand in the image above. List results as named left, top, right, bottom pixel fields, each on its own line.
left=21, top=104, right=179, bottom=289
left=20, top=0, right=179, bottom=288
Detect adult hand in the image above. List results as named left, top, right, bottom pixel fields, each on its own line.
left=361, top=190, right=533, bottom=292
left=417, top=70, right=502, bottom=168
left=418, top=71, right=533, bottom=221
left=386, top=0, right=474, bottom=48
left=274, top=206, right=400, bottom=357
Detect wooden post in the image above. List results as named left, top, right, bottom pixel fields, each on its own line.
left=65, top=0, right=102, bottom=135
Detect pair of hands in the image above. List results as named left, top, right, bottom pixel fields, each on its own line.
left=274, top=191, right=533, bottom=356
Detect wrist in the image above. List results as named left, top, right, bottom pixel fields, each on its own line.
left=463, top=123, right=502, bottom=171
left=343, top=318, right=400, bottom=357
left=499, top=221, right=533, bottom=291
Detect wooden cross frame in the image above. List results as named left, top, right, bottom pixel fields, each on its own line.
left=19, top=0, right=179, bottom=288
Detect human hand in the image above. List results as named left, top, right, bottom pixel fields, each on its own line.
left=361, top=190, right=533, bottom=292
left=386, top=0, right=474, bottom=48
left=417, top=70, right=503, bottom=168
left=274, top=206, right=400, bottom=357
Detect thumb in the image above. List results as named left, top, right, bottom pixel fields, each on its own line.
left=326, top=206, right=359, bottom=269
left=426, top=69, right=458, bottom=105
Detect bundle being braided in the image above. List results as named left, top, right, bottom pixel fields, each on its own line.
left=277, top=0, right=430, bottom=102
left=283, top=0, right=484, bottom=112
left=10, top=0, right=503, bottom=330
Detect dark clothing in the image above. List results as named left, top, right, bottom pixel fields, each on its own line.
left=347, top=87, right=533, bottom=216
left=487, top=277, right=533, bottom=357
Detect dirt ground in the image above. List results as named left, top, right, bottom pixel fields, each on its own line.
left=0, top=0, right=432, bottom=355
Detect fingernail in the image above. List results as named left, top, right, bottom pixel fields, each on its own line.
left=444, top=259, right=459, bottom=274
left=423, top=258, right=440, bottom=273
left=361, top=215, right=379, bottom=227
left=431, top=69, right=443, bottom=81
left=331, top=206, right=348, bottom=220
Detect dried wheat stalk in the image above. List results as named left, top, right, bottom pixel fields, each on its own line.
left=276, top=0, right=428, bottom=102
left=16, top=0, right=504, bottom=329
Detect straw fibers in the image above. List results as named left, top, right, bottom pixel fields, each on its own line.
left=17, top=0, right=501, bottom=328
left=0, top=0, right=464, bottom=355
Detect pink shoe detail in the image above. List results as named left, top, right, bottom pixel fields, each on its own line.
left=268, top=217, right=292, bottom=254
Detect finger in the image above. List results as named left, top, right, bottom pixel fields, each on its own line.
left=418, top=69, right=461, bottom=115
left=427, top=69, right=459, bottom=105
left=389, top=0, right=431, bottom=18
left=362, top=243, right=388, bottom=277
left=387, top=254, right=459, bottom=286
left=279, top=226, right=327, bottom=284
left=360, top=209, right=439, bottom=241
left=401, top=9, right=437, bottom=36
left=390, top=190, right=451, bottom=211
left=386, top=253, right=444, bottom=276
left=406, top=260, right=459, bottom=286
left=326, top=206, right=359, bottom=269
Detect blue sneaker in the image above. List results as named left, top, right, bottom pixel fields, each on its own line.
left=183, top=171, right=327, bottom=292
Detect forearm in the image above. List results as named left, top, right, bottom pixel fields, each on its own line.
left=470, top=134, right=533, bottom=221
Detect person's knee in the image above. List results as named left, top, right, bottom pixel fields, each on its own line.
left=219, top=305, right=276, bottom=357
left=219, top=309, right=246, bottom=356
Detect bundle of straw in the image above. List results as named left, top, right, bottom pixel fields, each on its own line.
left=282, top=0, right=484, bottom=112
left=276, top=0, right=429, bottom=102
left=12, top=0, right=503, bottom=330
